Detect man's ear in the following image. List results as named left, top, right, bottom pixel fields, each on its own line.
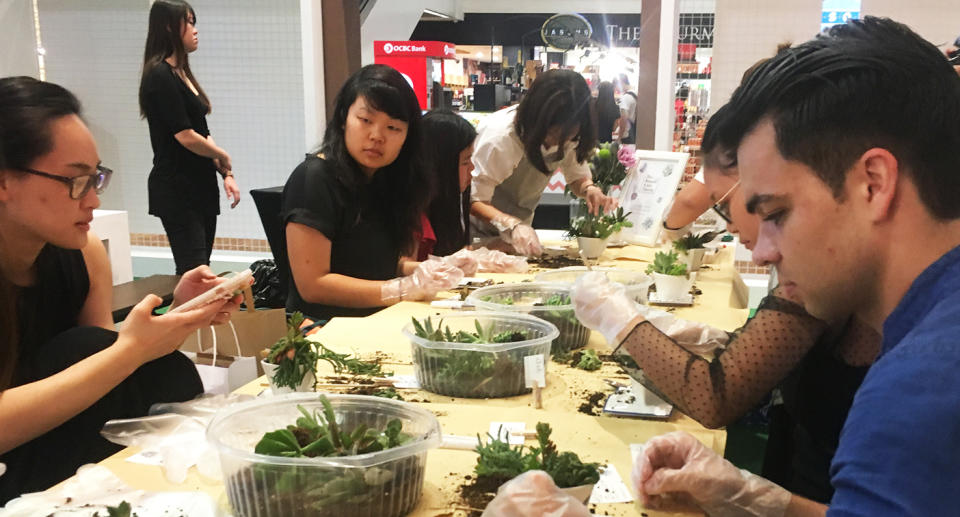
left=857, top=148, right=899, bottom=222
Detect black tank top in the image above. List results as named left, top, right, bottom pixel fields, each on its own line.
left=763, top=324, right=870, bottom=503
left=14, top=244, right=89, bottom=385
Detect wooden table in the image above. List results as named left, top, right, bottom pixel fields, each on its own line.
left=95, top=243, right=748, bottom=516
left=110, top=274, right=180, bottom=322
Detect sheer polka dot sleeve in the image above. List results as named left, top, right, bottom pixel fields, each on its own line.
left=619, top=293, right=827, bottom=428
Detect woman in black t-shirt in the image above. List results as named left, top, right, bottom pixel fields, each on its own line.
left=138, top=0, right=240, bottom=275
left=595, top=81, right=619, bottom=144
left=281, top=65, right=462, bottom=321
left=0, top=77, right=239, bottom=501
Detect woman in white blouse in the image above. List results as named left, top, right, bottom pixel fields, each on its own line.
left=469, top=70, right=618, bottom=256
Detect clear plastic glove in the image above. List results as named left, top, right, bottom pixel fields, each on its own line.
left=635, top=305, right=730, bottom=356
left=482, top=471, right=592, bottom=517
left=635, top=431, right=792, bottom=517
left=659, top=221, right=693, bottom=244
left=492, top=214, right=543, bottom=257
left=570, top=272, right=642, bottom=344
left=472, top=247, right=530, bottom=273
left=380, top=258, right=464, bottom=303
left=437, top=249, right=479, bottom=277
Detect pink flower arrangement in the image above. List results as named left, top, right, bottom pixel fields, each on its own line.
left=617, top=144, right=637, bottom=169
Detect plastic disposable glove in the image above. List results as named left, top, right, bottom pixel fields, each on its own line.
left=492, top=214, right=543, bottom=257
left=570, top=271, right=642, bottom=344
left=635, top=431, right=792, bottom=517
left=472, top=247, right=530, bottom=273
left=482, top=471, right=592, bottom=517
left=437, top=248, right=479, bottom=276
left=380, top=258, right=464, bottom=303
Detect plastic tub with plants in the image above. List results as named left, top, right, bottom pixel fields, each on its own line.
left=535, top=266, right=653, bottom=304
left=208, top=393, right=441, bottom=517
left=467, top=283, right=589, bottom=353
left=402, top=312, right=558, bottom=398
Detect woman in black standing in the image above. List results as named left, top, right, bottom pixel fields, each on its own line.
left=594, top=81, right=619, bottom=144
left=139, top=0, right=240, bottom=275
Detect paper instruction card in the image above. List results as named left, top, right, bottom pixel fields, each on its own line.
left=588, top=463, right=635, bottom=504
left=489, top=422, right=526, bottom=445
left=523, top=354, right=546, bottom=388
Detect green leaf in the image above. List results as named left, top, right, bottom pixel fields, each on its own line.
left=255, top=428, right=303, bottom=457
left=105, top=501, right=131, bottom=517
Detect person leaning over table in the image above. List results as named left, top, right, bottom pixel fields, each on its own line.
left=415, top=109, right=477, bottom=260
left=490, top=16, right=960, bottom=517
left=280, top=64, right=463, bottom=323
left=571, top=103, right=879, bottom=505
left=0, top=76, right=240, bottom=503
left=469, top=69, right=618, bottom=257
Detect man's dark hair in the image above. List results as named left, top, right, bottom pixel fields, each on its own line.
left=514, top=69, right=596, bottom=174
left=724, top=16, right=960, bottom=219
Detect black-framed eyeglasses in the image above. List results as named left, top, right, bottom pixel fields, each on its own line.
left=712, top=179, right=740, bottom=224
left=18, top=165, right=113, bottom=200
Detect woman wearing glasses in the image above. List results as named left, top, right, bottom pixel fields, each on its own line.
left=139, top=0, right=240, bottom=275
left=0, top=77, right=239, bottom=502
left=569, top=104, right=879, bottom=504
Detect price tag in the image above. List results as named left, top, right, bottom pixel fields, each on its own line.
left=524, top=355, right=546, bottom=388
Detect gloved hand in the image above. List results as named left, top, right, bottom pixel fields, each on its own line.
left=438, top=249, right=479, bottom=277
left=380, top=259, right=464, bottom=303
left=472, top=247, right=530, bottom=273
left=572, top=273, right=728, bottom=353
left=659, top=221, right=693, bottom=244
left=635, top=431, right=792, bottom=517
left=570, top=271, right=642, bottom=344
left=492, top=214, right=542, bottom=257
left=482, top=471, right=592, bottom=517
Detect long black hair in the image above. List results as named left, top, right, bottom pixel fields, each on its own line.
left=0, top=76, right=82, bottom=390
left=421, top=110, right=477, bottom=256
left=320, top=64, right=428, bottom=255
left=514, top=69, right=597, bottom=174
left=139, top=0, right=210, bottom=116
left=595, top=81, right=619, bottom=143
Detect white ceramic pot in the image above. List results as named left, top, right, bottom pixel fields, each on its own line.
left=261, top=359, right=316, bottom=395
left=577, top=236, right=608, bottom=259
left=652, top=272, right=690, bottom=300
left=684, top=247, right=707, bottom=271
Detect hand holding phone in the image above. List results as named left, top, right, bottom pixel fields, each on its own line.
left=169, top=269, right=253, bottom=314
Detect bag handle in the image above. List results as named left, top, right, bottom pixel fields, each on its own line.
left=202, top=319, right=241, bottom=366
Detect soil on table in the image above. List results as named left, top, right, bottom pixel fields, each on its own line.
left=457, top=474, right=512, bottom=517
left=528, top=254, right=583, bottom=270
left=578, top=391, right=607, bottom=415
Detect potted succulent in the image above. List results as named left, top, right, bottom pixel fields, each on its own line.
left=262, top=312, right=319, bottom=394
left=672, top=230, right=722, bottom=271
left=646, top=251, right=690, bottom=300
left=460, top=422, right=601, bottom=509
left=567, top=207, right=633, bottom=259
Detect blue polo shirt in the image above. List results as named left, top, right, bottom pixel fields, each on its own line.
left=828, top=245, right=960, bottom=516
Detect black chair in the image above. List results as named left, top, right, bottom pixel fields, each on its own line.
left=250, top=186, right=289, bottom=297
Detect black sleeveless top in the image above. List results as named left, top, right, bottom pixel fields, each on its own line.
left=14, top=244, right=89, bottom=385
left=763, top=321, right=870, bottom=503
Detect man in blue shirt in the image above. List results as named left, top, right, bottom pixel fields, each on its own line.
left=632, top=16, right=960, bottom=517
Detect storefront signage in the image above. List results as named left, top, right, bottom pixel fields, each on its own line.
left=540, top=13, right=593, bottom=50
left=678, top=14, right=714, bottom=45
left=374, top=40, right=457, bottom=58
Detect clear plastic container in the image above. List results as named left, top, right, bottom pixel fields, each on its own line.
left=467, top=282, right=589, bottom=353
left=535, top=266, right=654, bottom=304
left=402, top=312, right=559, bottom=398
left=207, top=394, right=441, bottom=517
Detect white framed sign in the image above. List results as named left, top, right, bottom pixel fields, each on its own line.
left=617, top=150, right=690, bottom=246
